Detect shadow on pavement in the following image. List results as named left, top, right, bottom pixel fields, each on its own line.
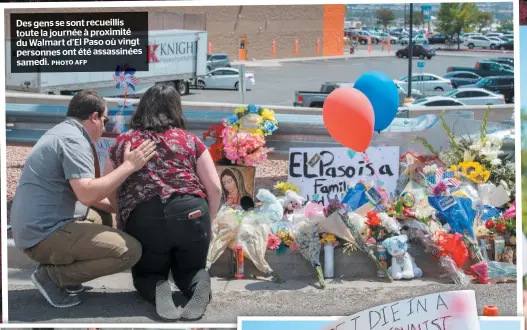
left=8, top=289, right=159, bottom=322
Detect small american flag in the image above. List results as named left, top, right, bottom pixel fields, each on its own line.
left=113, top=64, right=139, bottom=91
left=428, top=168, right=461, bottom=187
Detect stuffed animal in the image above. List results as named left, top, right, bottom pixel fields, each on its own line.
left=382, top=235, right=423, bottom=280
left=257, top=189, right=284, bottom=222
left=278, top=190, right=305, bottom=218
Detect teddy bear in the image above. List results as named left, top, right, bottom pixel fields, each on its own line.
left=278, top=190, right=306, bottom=221
left=382, top=235, right=422, bottom=280
left=257, top=189, right=284, bottom=222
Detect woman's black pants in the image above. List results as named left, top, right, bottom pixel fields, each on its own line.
left=125, top=194, right=211, bottom=304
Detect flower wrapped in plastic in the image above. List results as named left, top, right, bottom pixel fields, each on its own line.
left=292, top=215, right=325, bottom=288
left=234, top=210, right=283, bottom=282
left=470, top=260, right=516, bottom=284
left=206, top=206, right=243, bottom=270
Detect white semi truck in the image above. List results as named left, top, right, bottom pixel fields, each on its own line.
left=6, top=29, right=208, bottom=97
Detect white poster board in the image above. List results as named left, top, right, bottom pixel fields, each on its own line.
left=288, top=147, right=399, bottom=205
left=95, top=137, right=117, bottom=176
left=320, top=290, right=479, bottom=330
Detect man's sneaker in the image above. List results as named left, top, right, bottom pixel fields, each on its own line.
left=65, top=284, right=85, bottom=294
left=180, top=269, right=211, bottom=321
left=31, top=267, right=82, bottom=308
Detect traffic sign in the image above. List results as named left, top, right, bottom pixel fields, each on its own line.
left=417, top=61, right=425, bottom=68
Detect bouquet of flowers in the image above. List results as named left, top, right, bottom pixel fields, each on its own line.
left=202, top=121, right=227, bottom=163
left=364, top=211, right=401, bottom=243
left=227, top=104, right=279, bottom=136
left=320, top=233, right=337, bottom=246
left=202, top=104, right=279, bottom=166
left=416, top=108, right=515, bottom=192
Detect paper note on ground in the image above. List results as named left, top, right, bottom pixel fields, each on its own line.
left=320, top=290, right=479, bottom=330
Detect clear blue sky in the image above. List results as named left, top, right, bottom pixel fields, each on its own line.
left=241, top=319, right=522, bottom=330
left=521, top=27, right=527, bottom=109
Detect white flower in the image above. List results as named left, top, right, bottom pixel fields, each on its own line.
left=379, top=213, right=401, bottom=234
left=487, top=135, right=504, bottom=147
left=490, top=158, right=502, bottom=166
left=469, top=140, right=484, bottom=151
left=463, top=150, right=476, bottom=162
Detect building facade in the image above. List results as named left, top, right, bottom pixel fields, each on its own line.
left=6, top=5, right=345, bottom=61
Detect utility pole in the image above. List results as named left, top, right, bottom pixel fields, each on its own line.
left=407, top=3, right=413, bottom=99
left=404, top=4, right=407, bottom=30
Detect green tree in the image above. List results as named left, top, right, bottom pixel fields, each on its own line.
left=376, top=8, right=395, bottom=28
left=474, top=11, right=493, bottom=32
left=497, top=20, right=513, bottom=33
left=405, top=11, right=425, bottom=27
left=436, top=3, right=479, bottom=49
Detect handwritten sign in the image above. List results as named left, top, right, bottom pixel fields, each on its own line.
left=288, top=147, right=399, bottom=205
left=95, top=136, right=117, bottom=176
left=320, top=290, right=479, bottom=330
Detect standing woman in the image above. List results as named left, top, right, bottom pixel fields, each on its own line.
left=105, top=84, right=222, bottom=321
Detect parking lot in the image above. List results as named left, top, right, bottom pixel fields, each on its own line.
left=184, top=53, right=502, bottom=106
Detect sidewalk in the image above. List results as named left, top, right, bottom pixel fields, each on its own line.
left=8, top=268, right=516, bottom=323
left=231, top=48, right=511, bottom=67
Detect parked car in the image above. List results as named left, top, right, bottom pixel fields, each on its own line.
left=400, top=34, right=428, bottom=45
left=487, top=36, right=507, bottom=48
left=427, top=33, right=448, bottom=44
left=206, top=53, right=231, bottom=71
left=197, top=68, right=254, bottom=90
left=486, top=32, right=504, bottom=39
left=356, top=30, right=381, bottom=44
left=441, top=88, right=505, bottom=105
left=486, top=57, right=514, bottom=67
left=442, top=71, right=482, bottom=88
left=396, top=73, right=453, bottom=94
left=447, top=61, right=513, bottom=77
left=458, top=75, right=514, bottom=103
left=395, top=44, right=435, bottom=59
left=403, top=96, right=466, bottom=108
left=293, top=81, right=422, bottom=107
left=349, top=31, right=370, bottom=44
left=464, top=36, right=496, bottom=49
left=496, top=40, right=513, bottom=51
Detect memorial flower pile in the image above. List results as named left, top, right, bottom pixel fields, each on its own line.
left=202, top=104, right=279, bottom=166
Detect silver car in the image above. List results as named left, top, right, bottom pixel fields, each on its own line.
left=207, top=53, right=231, bottom=71
left=198, top=68, right=254, bottom=90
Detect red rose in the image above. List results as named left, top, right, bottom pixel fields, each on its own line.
left=485, top=220, right=495, bottom=229
left=495, top=223, right=507, bottom=233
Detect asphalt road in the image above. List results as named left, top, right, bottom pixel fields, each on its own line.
left=8, top=281, right=516, bottom=323
left=183, top=53, right=502, bottom=106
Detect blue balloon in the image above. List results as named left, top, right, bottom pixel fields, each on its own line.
left=354, top=71, right=399, bottom=131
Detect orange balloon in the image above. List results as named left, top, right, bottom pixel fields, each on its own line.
left=322, top=87, right=374, bottom=152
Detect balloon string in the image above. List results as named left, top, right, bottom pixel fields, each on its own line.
left=361, top=152, right=381, bottom=182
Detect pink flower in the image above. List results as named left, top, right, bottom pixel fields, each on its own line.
left=289, top=241, right=297, bottom=251
left=267, top=233, right=281, bottom=250
left=432, top=182, right=448, bottom=195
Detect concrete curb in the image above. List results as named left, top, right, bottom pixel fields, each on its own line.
left=8, top=239, right=37, bottom=269
left=8, top=238, right=443, bottom=281
left=230, top=49, right=509, bottom=67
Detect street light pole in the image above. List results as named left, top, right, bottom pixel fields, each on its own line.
left=407, top=3, right=413, bottom=98
left=404, top=4, right=407, bottom=30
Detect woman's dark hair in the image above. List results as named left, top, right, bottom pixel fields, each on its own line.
left=66, top=91, right=106, bottom=120
left=130, top=83, right=187, bottom=133
left=220, top=169, right=238, bottom=198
